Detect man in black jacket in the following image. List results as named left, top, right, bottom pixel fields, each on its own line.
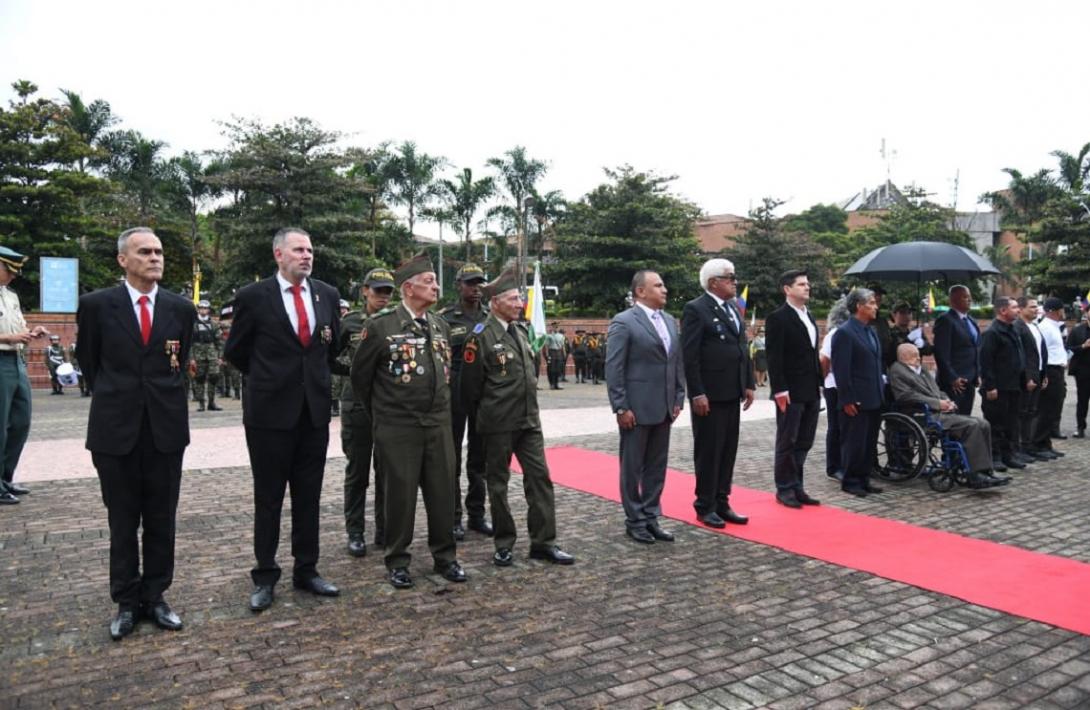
left=933, top=285, right=981, bottom=415
left=223, top=227, right=344, bottom=612
left=1068, top=309, right=1090, bottom=438
left=978, top=297, right=1027, bottom=470
left=1013, top=297, right=1052, bottom=462
left=681, top=258, right=754, bottom=528
left=765, top=270, right=822, bottom=508
left=78, top=227, right=197, bottom=640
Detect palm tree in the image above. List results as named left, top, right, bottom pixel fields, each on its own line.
left=59, top=89, right=116, bottom=173
left=438, top=167, right=495, bottom=261
left=487, top=146, right=547, bottom=243
left=980, top=168, right=1060, bottom=230
left=385, top=141, right=445, bottom=237
left=529, top=189, right=566, bottom=259
left=102, top=130, right=169, bottom=220
left=1051, top=143, right=1090, bottom=194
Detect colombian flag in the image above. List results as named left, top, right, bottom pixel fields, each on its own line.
left=736, top=285, right=748, bottom=317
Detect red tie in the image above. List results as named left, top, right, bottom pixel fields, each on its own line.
left=138, top=295, right=152, bottom=346
left=291, top=285, right=311, bottom=347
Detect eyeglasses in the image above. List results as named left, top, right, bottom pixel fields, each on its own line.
left=715, top=274, right=738, bottom=282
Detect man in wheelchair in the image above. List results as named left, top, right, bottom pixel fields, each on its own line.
left=888, top=343, right=1010, bottom=489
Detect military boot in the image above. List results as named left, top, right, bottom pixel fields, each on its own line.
left=197, top=397, right=206, bottom=412
left=207, top=391, right=222, bottom=411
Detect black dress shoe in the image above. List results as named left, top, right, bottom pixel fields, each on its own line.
left=1073, top=429, right=1086, bottom=439
left=374, top=533, right=386, bottom=548
left=207, top=402, right=223, bottom=411
left=388, top=568, right=413, bottom=589
left=529, top=545, right=575, bottom=565
left=434, top=560, right=468, bottom=582
left=841, top=485, right=868, bottom=497
left=346, top=533, right=367, bottom=557
left=626, top=527, right=656, bottom=544
left=776, top=491, right=802, bottom=509
left=1048, top=449, right=1065, bottom=458
left=983, top=471, right=1011, bottom=486
left=6, top=483, right=29, bottom=495
left=646, top=523, right=674, bottom=541
left=720, top=509, right=749, bottom=525
left=1052, top=431, right=1068, bottom=440
left=493, top=548, right=514, bottom=566
left=468, top=518, right=494, bottom=536
left=992, top=460, right=1008, bottom=472
left=697, top=512, right=726, bottom=529
left=110, top=609, right=136, bottom=640
left=826, top=470, right=845, bottom=481
left=452, top=522, right=465, bottom=541
left=144, top=601, right=183, bottom=631
left=0, top=491, right=18, bottom=505
left=1013, top=452, right=1037, bottom=464
left=1001, top=457, right=1026, bottom=469
left=250, top=585, right=274, bottom=611
left=293, top=576, right=340, bottom=597
left=863, top=483, right=884, bottom=494
left=797, top=491, right=821, bottom=505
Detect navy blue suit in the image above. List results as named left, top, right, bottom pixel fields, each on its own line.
left=933, top=309, right=980, bottom=415
left=831, top=317, right=885, bottom=491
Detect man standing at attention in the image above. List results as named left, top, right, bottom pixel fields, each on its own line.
left=933, top=285, right=980, bottom=415
left=338, top=267, right=395, bottom=557
left=681, top=258, right=754, bottom=528
left=545, top=322, right=567, bottom=390
left=352, top=254, right=466, bottom=589
left=224, top=227, right=343, bottom=612
left=439, top=263, right=493, bottom=541
left=605, top=270, right=686, bottom=544
left=77, top=227, right=196, bottom=639
left=0, top=246, right=50, bottom=505
left=765, top=270, right=822, bottom=509
left=978, top=297, right=1028, bottom=471
left=189, top=300, right=222, bottom=412
left=460, top=268, right=574, bottom=567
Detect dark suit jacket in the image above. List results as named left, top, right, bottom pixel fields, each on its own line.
left=765, top=302, right=821, bottom=403
left=1013, top=318, right=1046, bottom=383
left=831, top=317, right=885, bottom=411
left=1069, top=322, right=1090, bottom=377
left=681, top=293, right=754, bottom=402
left=978, top=319, right=1026, bottom=393
left=933, top=309, right=980, bottom=388
left=77, top=284, right=197, bottom=456
left=223, top=275, right=342, bottom=430
left=604, top=305, right=686, bottom=424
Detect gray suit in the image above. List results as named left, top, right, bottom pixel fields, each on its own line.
left=606, top=305, right=686, bottom=530
left=888, top=361, right=993, bottom=473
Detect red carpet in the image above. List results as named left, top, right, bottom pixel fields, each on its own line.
left=531, top=446, right=1090, bottom=637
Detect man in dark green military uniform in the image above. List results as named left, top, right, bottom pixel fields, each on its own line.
left=189, top=300, right=222, bottom=411
left=331, top=299, right=351, bottom=416
left=339, top=267, right=395, bottom=557
left=572, top=330, right=588, bottom=383
left=438, top=263, right=493, bottom=541
left=351, top=254, right=466, bottom=589
left=544, top=322, right=566, bottom=390
left=460, top=268, right=574, bottom=568
left=45, top=334, right=66, bottom=394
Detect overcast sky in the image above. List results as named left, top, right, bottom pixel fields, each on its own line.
left=3, top=0, right=1087, bottom=237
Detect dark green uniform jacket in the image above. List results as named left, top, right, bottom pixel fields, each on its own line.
left=459, top=315, right=540, bottom=434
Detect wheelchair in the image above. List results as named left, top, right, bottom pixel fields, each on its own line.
left=874, top=402, right=974, bottom=492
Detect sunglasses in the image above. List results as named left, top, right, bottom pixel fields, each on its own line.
left=715, top=274, right=738, bottom=282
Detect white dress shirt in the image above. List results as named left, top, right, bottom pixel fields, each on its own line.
left=124, top=279, right=158, bottom=329
left=821, top=327, right=838, bottom=389
left=1038, top=316, right=1068, bottom=367
left=276, top=272, right=316, bottom=336
left=787, top=301, right=817, bottom=348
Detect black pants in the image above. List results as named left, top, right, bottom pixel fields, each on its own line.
left=450, top=384, right=486, bottom=523
left=691, top=399, right=741, bottom=515
left=774, top=399, right=820, bottom=493
left=1034, top=366, right=1066, bottom=445
left=943, top=384, right=976, bottom=417
left=574, top=356, right=587, bottom=381
left=92, top=416, right=183, bottom=610
left=823, top=388, right=843, bottom=476
left=1076, top=373, right=1090, bottom=431
left=245, top=408, right=329, bottom=587
left=546, top=352, right=564, bottom=388
left=1018, top=385, right=1042, bottom=452
left=838, top=407, right=879, bottom=490
left=981, top=390, right=1020, bottom=460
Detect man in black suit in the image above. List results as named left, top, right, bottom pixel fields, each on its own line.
left=765, top=270, right=822, bottom=509
left=831, top=288, right=886, bottom=497
left=933, top=284, right=980, bottom=415
left=681, top=258, right=754, bottom=528
left=77, top=227, right=197, bottom=640
left=1068, top=309, right=1090, bottom=438
left=223, top=227, right=343, bottom=611
left=979, top=297, right=1028, bottom=470
left=1012, top=297, right=1049, bottom=462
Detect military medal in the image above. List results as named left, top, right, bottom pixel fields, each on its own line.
left=164, top=340, right=181, bottom=373
left=401, top=373, right=411, bottom=383
left=416, top=366, right=425, bottom=375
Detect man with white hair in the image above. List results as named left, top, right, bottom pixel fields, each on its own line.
left=681, top=257, right=755, bottom=528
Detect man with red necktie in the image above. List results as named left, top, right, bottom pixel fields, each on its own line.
left=77, top=227, right=197, bottom=640
left=223, top=227, right=344, bottom=612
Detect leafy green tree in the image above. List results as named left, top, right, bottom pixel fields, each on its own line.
left=488, top=146, right=547, bottom=250
left=552, top=167, right=701, bottom=313
left=385, top=141, right=444, bottom=238
left=59, top=89, right=115, bottom=174
left=529, top=188, right=565, bottom=260
left=437, top=167, right=494, bottom=261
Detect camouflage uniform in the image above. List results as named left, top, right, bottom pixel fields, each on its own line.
left=45, top=338, right=66, bottom=394
left=191, top=312, right=222, bottom=411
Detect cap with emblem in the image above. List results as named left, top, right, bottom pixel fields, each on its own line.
left=338, top=299, right=350, bottom=309
left=480, top=266, right=519, bottom=301
left=455, top=263, right=486, bottom=283
left=1043, top=296, right=1066, bottom=312
left=0, top=246, right=28, bottom=275
left=49, top=334, right=60, bottom=342
left=197, top=299, right=211, bottom=309
left=393, top=253, right=434, bottom=287
left=364, top=267, right=395, bottom=288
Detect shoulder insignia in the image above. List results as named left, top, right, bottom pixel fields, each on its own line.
left=360, top=327, right=368, bottom=341
left=473, top=323, right=486, bottom=334
left=463, top=347, right=476, bottom=364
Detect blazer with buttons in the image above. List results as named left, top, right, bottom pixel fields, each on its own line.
left=681, top=292, right=754, bottom=402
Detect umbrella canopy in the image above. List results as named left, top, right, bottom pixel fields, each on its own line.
left=843, top=241, right=1001, bottom=282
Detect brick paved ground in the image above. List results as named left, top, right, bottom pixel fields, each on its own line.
left=2, top=383, right=1089, bottom=708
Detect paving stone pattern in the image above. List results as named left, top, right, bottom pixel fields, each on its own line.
left=1, top=385, right=1089, bottom=708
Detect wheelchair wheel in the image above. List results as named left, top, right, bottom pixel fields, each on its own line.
left=875, top=412, right=928, bottom=481
left=928, top=469, right=956, bottom=492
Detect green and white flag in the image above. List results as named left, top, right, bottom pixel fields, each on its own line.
left=524, top=261, right=548, bottom=354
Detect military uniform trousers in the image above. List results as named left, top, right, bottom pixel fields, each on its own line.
left=573, top=354, right=588, bottom=382
left=373, top=421, right=457, bottom=570
left=191, top=346, right=220, bottom=401
left=450, top=380, right=486, bottom=523
left=0, top=351, right=32, bottom=486
left=340, top=401, right=385, bottom=541
left=483, top=427, right=557, bottom=551
left=546, top=350, right=564, bottom=388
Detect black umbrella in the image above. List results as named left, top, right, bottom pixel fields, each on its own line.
left=843, top=241, right=1001, bottom=282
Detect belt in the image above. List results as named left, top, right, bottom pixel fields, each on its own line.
left=0, top=349, right=17, bottom=357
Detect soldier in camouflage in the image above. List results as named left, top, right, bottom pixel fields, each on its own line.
left=45, top=334, right=66, bottom=394
left=189, top=300, right=222, bottom=411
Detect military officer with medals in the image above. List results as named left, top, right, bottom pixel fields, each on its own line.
left=189, top=300, right=222, bottom=412
left=338, top=267, right=395, bottom=557
left=351, top=254, right=466, bottom=589
left=439, top=263, right=493, bottom=541
left=460, top=268, right=574, bottom=568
